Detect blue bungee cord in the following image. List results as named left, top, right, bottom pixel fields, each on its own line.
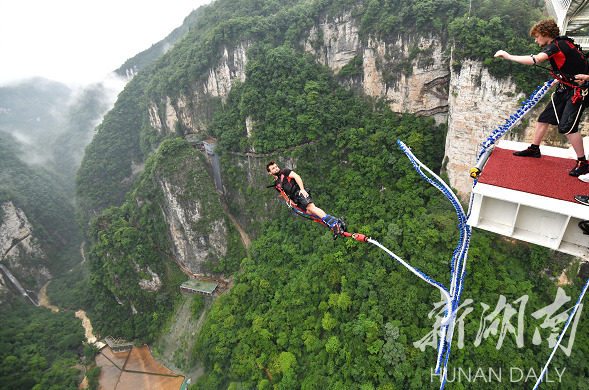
left=397, top=140, right=471, bottom=389
left=473, top=79, right=555, bottom=181
left=532, top=277, right=589, bottom=389
left=395, top=80, right=558, bottom=389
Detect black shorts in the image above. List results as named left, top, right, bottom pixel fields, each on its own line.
left=538, top=86, right=586, bottom=134
left=292, top=188, right=313, bottom=211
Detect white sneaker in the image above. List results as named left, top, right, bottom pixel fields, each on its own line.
left=579, top=173, right=589, bottom=183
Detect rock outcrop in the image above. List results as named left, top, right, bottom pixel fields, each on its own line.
left=445, top=59, right=589, bottom=199
left=0, top=201, right=50, bottom=301
left=150, top=149, right=228, bottom=276
left=303, top=12, right=450, bottom=124
left=0, top=202, right=44, bottom=261
left=444, top=60, right=527, bottom=198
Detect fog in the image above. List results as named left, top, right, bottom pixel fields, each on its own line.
left=0, top=0, right=213, bottom=86
left=0, top=75, right=125, bottom=178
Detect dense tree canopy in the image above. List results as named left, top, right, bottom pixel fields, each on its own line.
left=0, top=132, right=78, bottom=264
left=189, top=38, right=588, bottom=389
left=0, top=299, right=85, bottom=390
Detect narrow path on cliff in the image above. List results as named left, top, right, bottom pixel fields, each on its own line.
left=220, top=201, right=251, bottom=253
left=223, top=130, right=343, bottom=158
left=219, top=201, right=252, bottom=294
left=80, top=242, right=86, bottom=264
left=1, top=232, right=31, bottom=261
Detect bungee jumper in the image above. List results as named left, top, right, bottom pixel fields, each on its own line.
left=266, top=161, right=347, bottom=239
left=494, top=18, right=589, bottom=177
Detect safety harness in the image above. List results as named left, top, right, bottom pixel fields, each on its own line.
left=533, top=36, right=589, bottom=103
left=268, top=170, right=347, bottom=239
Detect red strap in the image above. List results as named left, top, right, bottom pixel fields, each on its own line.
left=572, top=87, right=583, bottom=103
left=550, top=71, right=586, bottom=103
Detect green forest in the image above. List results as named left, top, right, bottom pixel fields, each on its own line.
left=0, top=299, right=86, bottom=390
left=2, top=0, right=588, bottom=389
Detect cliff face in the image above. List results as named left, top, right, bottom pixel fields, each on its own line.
left=148, top=13, right=451, bottom=139
left=444, top=60, right=527, bottom=197
left=0, top=201, right=50, bottom=301
left=147, top=41, right=250, bottom=138
left=157, top=172, right=228, bottom=275
left=144, top=147, right=228, bottom=276
left=134, top=12, right=460, bottom=276
left=303, top=11, right=450, bottom=123
left=445, top=59, right=589, bottom=198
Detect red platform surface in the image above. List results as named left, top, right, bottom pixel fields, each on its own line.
left=477, top=147, right=589, bottom=204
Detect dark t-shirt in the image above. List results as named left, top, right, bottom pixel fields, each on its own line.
left=275, top=168, right=299, bottom=198
left=542, top=37, right=586, bottom=80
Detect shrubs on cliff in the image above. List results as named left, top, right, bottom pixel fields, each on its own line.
left=85, top=139, right=245, bottom=342
left=213, top=43, right=366, bottom=154
left=74, top=75, right=148, bottom=224
left=192, top=105, right=588, bottom=389
left=0, top=132, right=77, bottom=261
left=192, top=55, right=466, bottom=389
left=449, top=0, right=546, bottom=92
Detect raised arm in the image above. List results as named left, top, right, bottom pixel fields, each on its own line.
left=494, top=50, right=548, bottom=65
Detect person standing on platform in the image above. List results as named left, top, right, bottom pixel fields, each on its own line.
left=494, top=18, right=589, bottom=177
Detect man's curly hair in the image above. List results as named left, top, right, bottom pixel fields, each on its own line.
left=530, top=19, right=560, bottom=38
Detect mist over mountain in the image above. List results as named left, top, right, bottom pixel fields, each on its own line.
left=0, top=77, right=122, bottom=183
left=0, top=77, right=122, bottom=298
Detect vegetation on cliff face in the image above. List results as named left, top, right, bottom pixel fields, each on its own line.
left=0, top=79, right=121, bottom=389
left=75, top=0, right=545, bottom=219
left=0, top=79, right=115, bottom=253
left=449, top=0, right=547, bottom=92
left=74, top=76, right=149, bottom=221
left=0, top=132, right=76, bottom=255
left=0, top=79, right=112, bottom=285
left=81, top=138, right=245, bottom=343
left=214, top=43, right=364, bottom=154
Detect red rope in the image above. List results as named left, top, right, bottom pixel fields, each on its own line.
left=550, top=71, right=587, bottom=103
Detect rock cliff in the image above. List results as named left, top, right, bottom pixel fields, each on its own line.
left=445, top=59, right=527, bottom=198
left=157, top=174, right=228, bottom=275
left=147, top=12, right=451, bottom=138
left=0, top=201, right=50, bottom=302
left=144, top=147, right=228, bottom=276
left=303, top=11, right=450, bottom=124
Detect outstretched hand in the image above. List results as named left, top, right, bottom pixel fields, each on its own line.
left=494, top=50, right=509, bottom=59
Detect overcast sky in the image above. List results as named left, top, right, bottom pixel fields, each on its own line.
left=0, top=0, right=214, bottom=87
